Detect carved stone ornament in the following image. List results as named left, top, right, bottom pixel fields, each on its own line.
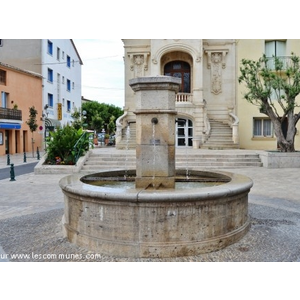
left=205, top=50, right=228, bottom=95
left=128, top=53, right=149, bottom=77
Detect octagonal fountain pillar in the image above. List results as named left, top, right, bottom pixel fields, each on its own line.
left=129, top=76, right=181, bottom=189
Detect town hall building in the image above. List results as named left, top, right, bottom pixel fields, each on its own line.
left=116, top=39, right=300, bottom=151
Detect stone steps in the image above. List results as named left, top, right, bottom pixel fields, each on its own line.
left=202, top=119, right=239, bottom=149
left=81, top=150, right=262, bottom=172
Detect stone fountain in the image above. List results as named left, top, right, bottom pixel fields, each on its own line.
left=59, top=76, right=253, bottom=258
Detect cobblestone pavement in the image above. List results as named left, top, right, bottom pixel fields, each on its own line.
left=1, top=151, right=300, bottom=262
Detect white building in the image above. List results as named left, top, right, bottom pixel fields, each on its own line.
left=0, top=39, right=83, bottom=129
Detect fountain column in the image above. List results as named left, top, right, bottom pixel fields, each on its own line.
left=129, top=76, right=181, bottom=189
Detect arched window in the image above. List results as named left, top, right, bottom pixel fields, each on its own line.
left=164, top=61, right=191, bottom=93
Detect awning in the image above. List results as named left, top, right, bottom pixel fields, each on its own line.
left=0, top=122, right=21, bottom=129
left=45, top=118, right=61, bottom=128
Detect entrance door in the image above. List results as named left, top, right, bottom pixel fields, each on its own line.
left=15, top=130, right=20, bottom=153
left=5, top=130, right=9, bottom=154
left=164, top=61, right=191, bottom=93
left=176, top=118, right=193, bottom=147
left=23, top=130, right=27, bottom=152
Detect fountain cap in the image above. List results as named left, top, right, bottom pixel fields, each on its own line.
left=129, top=76, right=181, bottom=93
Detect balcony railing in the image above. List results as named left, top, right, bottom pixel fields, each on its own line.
left=176, top=93, right=192, bottom=103
left=0, top=107, right=22, bottom=120
left=265, top=56, right=296, bottom=70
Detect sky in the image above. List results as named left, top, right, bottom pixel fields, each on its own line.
left=72, top=39, right=125, bottom=108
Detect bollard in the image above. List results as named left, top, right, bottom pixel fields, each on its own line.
left=7, top=154, right=10, bottom=166
left=24, top=152, right=27, bottom=163
left=10, top=164, right=16, bottom=181
left=37, top=147, right=40, bottom=160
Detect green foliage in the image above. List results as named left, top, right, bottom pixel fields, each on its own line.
left=107, top=116, right=116, bottom=134
left=70, top=107, right=82, bottom=130
left=81, top=101, right=123, bottom=133
left=238, top=53, right=300, bottom=116
left=45, top=125, right=92, bottom=165
left=239, top=53, right=300, bottom=152
left=26, top=106, right=38, bottom=133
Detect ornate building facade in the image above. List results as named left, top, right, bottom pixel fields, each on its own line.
left=116, top=39, right=239, bottom=149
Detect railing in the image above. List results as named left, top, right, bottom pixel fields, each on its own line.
left=0, top=107, right=22, bottom=120
left=116, top=110, right=128, bottom=139
left=202, top=99, right=210, bottom=144
left=229, top=112, right=239, bottom=144
left=73, top=131, right=93, bottom=164
left=176, top=93, right=192, bottom=103
left=265, top=56, right=295, bottom=70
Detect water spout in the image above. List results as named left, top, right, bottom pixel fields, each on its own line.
left=151, top=117, right=158, bottom=125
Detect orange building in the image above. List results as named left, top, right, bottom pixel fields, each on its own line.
left=0, top=62, right=43, bottom=156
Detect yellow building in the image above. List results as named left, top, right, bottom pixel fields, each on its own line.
left=237, top=39, right=300, bottom=150
left=0, top=62, right=43, bottom=156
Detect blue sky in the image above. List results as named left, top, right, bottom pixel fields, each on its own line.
left=73, top=39, right=125, bottom=108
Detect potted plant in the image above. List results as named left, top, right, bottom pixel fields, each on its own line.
left=104, top=134, right=110, bottom=145
left=93, top=134, right=98, bottom=146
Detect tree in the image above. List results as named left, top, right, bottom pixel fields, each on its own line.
left=107, top=115, right=116, bottom=134
left=26, top=106, right=38, bottom=157
left=70, top=107, right=82, bottom=130
left=81, top=101, right=123, bottom=134
left=239, top=53, right=300, bottom=152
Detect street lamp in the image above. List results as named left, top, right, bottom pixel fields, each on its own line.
left=82, top=110, right=87, bottom=129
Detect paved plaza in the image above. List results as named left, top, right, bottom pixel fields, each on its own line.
left=0, top=149, right=300, bottom=262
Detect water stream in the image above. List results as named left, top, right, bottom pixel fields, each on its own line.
left=152, top=122, right=156, bottom=188
left=124, top=124, right=130, bottom=179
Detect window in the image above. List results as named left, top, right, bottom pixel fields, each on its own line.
left=48, top=93, right=54, bottom=108
left=1, top=91, right=8, bottom=108
left=164, top=61, right=191, bottom=93
left=62, top=76, right=65, bottom=84
left=0, top=69, right=6, bottom=85
left=253, top=118, right=273, bottom=137
left=67, top=55, right=71, bottom=68
left=57, top=47, right=60, bottom=61
left=62, top=51, right=65, bottom=59
left=0, top=39, right=3, bottom=47
left=67, top=100, right=71, bottom=112
left=265, top=40, right=286, bottom=57
left=72, top=82, right=75, bottom=89
left=270, top=87, right=285, bottom=101
left=67, top=79, right=71, bottom=91
left=47, top=68, right=53, bottom=83
left=47, top=40, right=53, bottom=55
left=265, top=40, right=286, bottom=69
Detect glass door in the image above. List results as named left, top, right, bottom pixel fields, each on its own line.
left=176, top=118, right=193, bottom=147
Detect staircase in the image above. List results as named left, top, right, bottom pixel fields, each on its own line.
left=81, top=148, right=262, bottom=173
left=116, top=122, right=137, bottom=149
left=202, top=119, right=239, bottom=149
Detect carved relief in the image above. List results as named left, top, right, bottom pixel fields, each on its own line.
left=211, top=53, right=222, bottom=94
left=129, top=53, right=149, bottom=77
left=205, top=50, right=228, bottom=95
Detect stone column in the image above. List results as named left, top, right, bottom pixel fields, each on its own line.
left=129, top=76, right=180, bottom=189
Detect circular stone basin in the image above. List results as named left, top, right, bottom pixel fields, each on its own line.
left=59, top=169, right=253, bottom=258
